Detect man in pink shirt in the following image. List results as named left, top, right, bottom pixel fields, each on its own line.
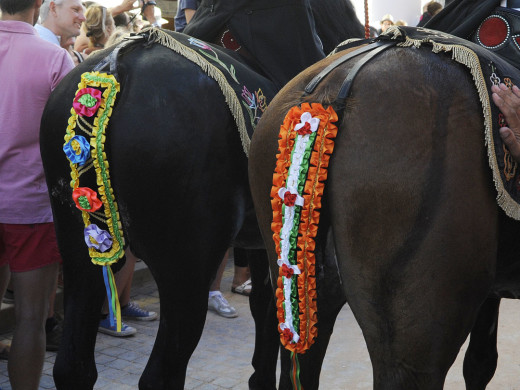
left=0, top=0, right=73, bottom=388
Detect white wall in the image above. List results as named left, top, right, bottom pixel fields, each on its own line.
left=351, top=0, right=445, bottom=29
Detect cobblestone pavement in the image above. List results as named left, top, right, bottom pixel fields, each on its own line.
left=1, top=258, right=520, bottom=389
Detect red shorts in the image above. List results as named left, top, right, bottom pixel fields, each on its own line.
left=0, top=223, right=62, bottom=272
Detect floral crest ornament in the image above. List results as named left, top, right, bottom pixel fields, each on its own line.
left=63, top=135, right=91, bottom=166
left=64, top=71, right=124, bottom=332
left=72, top=187, right=103, bottom=212
left=84, top=224, right=113, bottom=252
left=73, top=87, right=103, bottom=117
left=271, top=102, right=338, bottom=390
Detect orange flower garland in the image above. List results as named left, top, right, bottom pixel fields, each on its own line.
left=271, top=102, right=338, bottom=355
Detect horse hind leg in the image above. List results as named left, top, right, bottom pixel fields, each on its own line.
left=244, top=248, right=279, bottom=390
left=463, top=295, right=500, bottom=390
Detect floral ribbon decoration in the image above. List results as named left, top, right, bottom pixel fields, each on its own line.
left=271, top=103, right=338, bottom=390
left=63, top=72, right=125, bottom=332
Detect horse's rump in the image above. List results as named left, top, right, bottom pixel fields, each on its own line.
left=249, top=30, right=505, bottom=389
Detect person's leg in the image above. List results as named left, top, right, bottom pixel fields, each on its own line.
left=99, top=249, right=137, bottom=336
left=209, top=248, right=229, bottom=292
left=45, top=271, right=61, bottom=351
left=101, top=248, right=136, bottom=315
left=231, top=247, right=251, bottom=295
left=47, top=276, right=58, bottom=320
left=9, top=262, right=59, bottom=389
left=0, top=264, right=10, bottom=299
left=99, top=248, right=156, bottom=336
left=118, top=248, right=137, bottom=307
left=118, top=249, right=157, bottom=321
left=208, top=250, right=237, bottom=318
left=0, top=264, right=10, bottom=358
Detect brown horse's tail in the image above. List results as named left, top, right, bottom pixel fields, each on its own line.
left=267, top=40, right=400, bottom=388
left=269, top=101, right=339, bottom=388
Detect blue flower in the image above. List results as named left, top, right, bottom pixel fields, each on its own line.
left=64, top=135, right=91, bottom=166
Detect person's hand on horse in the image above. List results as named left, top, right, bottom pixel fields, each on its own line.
left=492, top=83, right=520, bottom=163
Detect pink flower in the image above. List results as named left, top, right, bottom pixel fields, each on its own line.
left=73, top=88, right=102, bottom=117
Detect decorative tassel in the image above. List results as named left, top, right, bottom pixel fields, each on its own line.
left=142, top=28, right=251, bottom=156
left=102, top=265, right=121, bottom=332
left=290, top=352, right=303, bottom=390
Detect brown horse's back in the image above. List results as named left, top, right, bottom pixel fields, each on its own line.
left=250, top=46, right=499, bottom=389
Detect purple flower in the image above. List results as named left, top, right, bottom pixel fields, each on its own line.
left=84, top=224, right=112, bottom=252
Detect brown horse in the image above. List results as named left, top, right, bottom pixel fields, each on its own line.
left=249, top=43, right=520, bottom=389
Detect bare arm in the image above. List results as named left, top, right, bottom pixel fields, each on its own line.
left=110, top=0, right=137, bottom=16
left=185, top=8, right=196, bottom=24
left=492, top=83, right=520, bottom=162
left=142, top=1, right=156, bottom=25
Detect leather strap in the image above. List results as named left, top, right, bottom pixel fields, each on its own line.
left=303, top=40, right=386, bottom=95
left=302, top=40, right=396, bottom=124
left=331, top=42, right=396, bottom=114
left=92, top=34, right=145, bottom=79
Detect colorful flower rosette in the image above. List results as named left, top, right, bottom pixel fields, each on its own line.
left=63, top=72, right=124, bottom=332
left=271, top=102, right=338, bottom=389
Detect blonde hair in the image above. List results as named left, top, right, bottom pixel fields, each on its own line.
left=84, top=4, right=114, bottom=47
left=105, top=26, right=131, bottom=47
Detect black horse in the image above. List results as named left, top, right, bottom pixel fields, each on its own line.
left=39, top=1, right=364, bottom=389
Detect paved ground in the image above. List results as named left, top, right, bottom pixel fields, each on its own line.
left=1, top=258, right=520, bottom=389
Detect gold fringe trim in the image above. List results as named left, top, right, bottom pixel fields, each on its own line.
left=142, top=27, right=251, bottom=156
left=386, top=26, right=520, bottom=220
left=328, top=38, right=363, bottom=56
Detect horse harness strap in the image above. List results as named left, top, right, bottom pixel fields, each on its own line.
left=332, top=42, right=396, bottom=115
left=92, top=34, right=146, bottom=79
left=303, top=40, right=397, bottom=123
left=304, top=40, right=387, bottom=95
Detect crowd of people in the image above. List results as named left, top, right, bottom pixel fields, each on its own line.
left=374, top=1, right=443, bottom=36
left=34, top=0, right=163, bottom=66
left=3, top=0, right=520, bottom=388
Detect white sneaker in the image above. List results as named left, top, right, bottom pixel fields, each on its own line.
left=208, top=292, right=238, bottom=318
